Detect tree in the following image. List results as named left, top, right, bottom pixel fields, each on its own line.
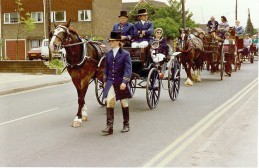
left=245, top=8, right=255, bottom=35
left=128, top=0, right=197, bottom=39
left=15, top=0, right=35, bottom=60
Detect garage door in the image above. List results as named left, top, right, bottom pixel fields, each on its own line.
left=6, top=39, right=26, bottom=60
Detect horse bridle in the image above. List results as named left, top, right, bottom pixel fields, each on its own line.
left=53, top=25, right=98, bottom=69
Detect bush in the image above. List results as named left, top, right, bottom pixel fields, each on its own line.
left=48, top=59, right=65, bottom=74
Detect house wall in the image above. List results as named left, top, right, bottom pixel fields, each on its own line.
left=1, top=0, right=120, bottom=59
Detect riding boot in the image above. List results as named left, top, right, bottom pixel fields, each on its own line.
left=121, top=107, right=130, bottom=133
left=102, top=107, right=114, bottom=134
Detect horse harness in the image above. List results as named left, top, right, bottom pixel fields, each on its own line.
left=54, top=25, right=104, bottom=69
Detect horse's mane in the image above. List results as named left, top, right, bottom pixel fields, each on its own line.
left=68, top=28, right=78, bottom=36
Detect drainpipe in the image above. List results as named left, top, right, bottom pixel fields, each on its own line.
left=43, top=0, right=46, bottom=39
left=0, top=0, right=2, bottom=60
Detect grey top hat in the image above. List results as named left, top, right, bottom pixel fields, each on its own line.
left=138, top=8, right=148, bottom=16
left=108, top=31, right=122, bottom=41
left=119, top=11, right=128, bottom=18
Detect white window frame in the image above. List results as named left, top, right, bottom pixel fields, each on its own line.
left=51, top=11, right=66, bottom=22
left=30, top=39, right=42, bottom=48
left=31, top=12, right=44, bottom=23
left=78, top=10, right=91, bottom=22
left=4, top=12, right=20, bottom=24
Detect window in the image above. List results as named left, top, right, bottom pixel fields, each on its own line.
left=51, top=11, right=66, bottom=22
left=30, top=39, right=42, bottom=48
left=4, top=13, right=19, bottom=23
left=31, top=12, right=43, bottom=23
left=78, top=10, right=91, bottom=21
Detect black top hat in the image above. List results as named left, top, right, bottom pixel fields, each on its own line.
left=108, top=31, right=122, bottom=41
left=118, top=11, right=128, bottom=18
left=138, top=8, right=148, bottom=16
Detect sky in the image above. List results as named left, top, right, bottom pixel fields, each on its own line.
left=122, top=0, right=259, bottom=28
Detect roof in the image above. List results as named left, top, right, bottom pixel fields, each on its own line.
left=122, top=0, right=169, bottom=12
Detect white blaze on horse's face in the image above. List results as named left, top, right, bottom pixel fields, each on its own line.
left=49, top=26, right=67, bottom=52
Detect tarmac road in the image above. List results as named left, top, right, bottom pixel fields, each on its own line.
left=0, top=59, right=258, bottom=167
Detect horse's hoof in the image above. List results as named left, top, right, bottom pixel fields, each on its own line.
left=82, top=115, right=88, bottom=121
left=71, top=121, right=82, bottom=128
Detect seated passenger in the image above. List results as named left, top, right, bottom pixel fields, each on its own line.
left=150, top=28, right=169, bottom=63
left=243, top=34, right=252, bottom=56
left=131, top=8, right=154, bottom=48
left=218, top=16, right=229, bottom=39
left=112, top=11, right=135, bottom=47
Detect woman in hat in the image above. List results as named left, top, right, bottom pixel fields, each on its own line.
left=102, top=31, right=132, bottom=135
left=150, top=28, right=169, bottom=63
left=112, top=11, right=135, bottom=47
left=131, top=8, right=154, bottom=48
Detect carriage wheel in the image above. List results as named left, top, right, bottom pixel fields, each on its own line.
left=220, top=52, right=224, bottom=80
left=237, top=53, right=242, bottom=70
left=146, top=68, right=161, bottom=109
left=250, top=54, right=254, bottom=63
left=130, top=78, right=137, bottom=96
left=95, top=78, right=106, bottom=106
left=168, top=60, right=181, bottom=101
left=233, top=55, right=237, bottom=72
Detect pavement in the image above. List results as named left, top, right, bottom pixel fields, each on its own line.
left=0, top=71, right=71, bottom=96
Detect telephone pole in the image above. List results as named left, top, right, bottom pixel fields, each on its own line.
left=45, top=0, right=52, bottom=60
left=235, top=0, right=237, bottom=20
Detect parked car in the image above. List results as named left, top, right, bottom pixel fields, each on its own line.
left=28, top=47, right=43, bottom=60
left=28, top=39, right=64, bottom=60
left=41, top=39, right=62, bottom=59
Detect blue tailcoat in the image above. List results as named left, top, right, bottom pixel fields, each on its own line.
left=133, top=20, right=154, bottom=43
left=103, top=48, right=132, bottom=101
left=112, top=22, right=135, bottom=40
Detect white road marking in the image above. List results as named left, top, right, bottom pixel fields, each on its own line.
left=143, top=78, right=258, bottom=167
left=0, top=108, right=59, bottom=126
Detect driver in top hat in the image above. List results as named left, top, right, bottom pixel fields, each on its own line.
left=112, top=11, right=135, bottom=47
left=131, top=8, right=154, bottom=48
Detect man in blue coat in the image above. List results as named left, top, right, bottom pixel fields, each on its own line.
left=131, top=8, right=154, bottom=48
left=102, top=31, right=132, bottom=135
left=112, top=11, right=135, bottom=47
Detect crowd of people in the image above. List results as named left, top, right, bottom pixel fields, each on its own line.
left=206, top=15, right=258, bottom=76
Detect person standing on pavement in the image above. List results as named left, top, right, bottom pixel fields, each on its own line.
left=102, top=31, right=132, bottom=135
left=131, top=8, right=154, bottom=48
left=112, top=11, right=135, bottom=47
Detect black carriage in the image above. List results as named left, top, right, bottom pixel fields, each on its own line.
left=95, top=44, right=181, bottom=109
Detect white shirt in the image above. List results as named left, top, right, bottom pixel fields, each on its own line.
left=112, top=47, right=120, bottom=57
left=141, top=20, right=146, bottom=25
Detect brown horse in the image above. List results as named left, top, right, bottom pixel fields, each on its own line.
left=49, top=20, right=105, bottom=127
left=177, top=29, right=204, bottom=86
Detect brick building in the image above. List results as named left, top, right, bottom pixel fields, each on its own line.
left=0, top=0, right=121, bottom=60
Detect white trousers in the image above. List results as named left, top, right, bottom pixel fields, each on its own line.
left=107, top=85, right=128, bottom=108
left=131, top=41, right=149, bottom=48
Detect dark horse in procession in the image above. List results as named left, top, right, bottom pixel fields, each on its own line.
left=49, top=20, right=106, bottom=128
left=177, top=28, right=204, bottom=86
